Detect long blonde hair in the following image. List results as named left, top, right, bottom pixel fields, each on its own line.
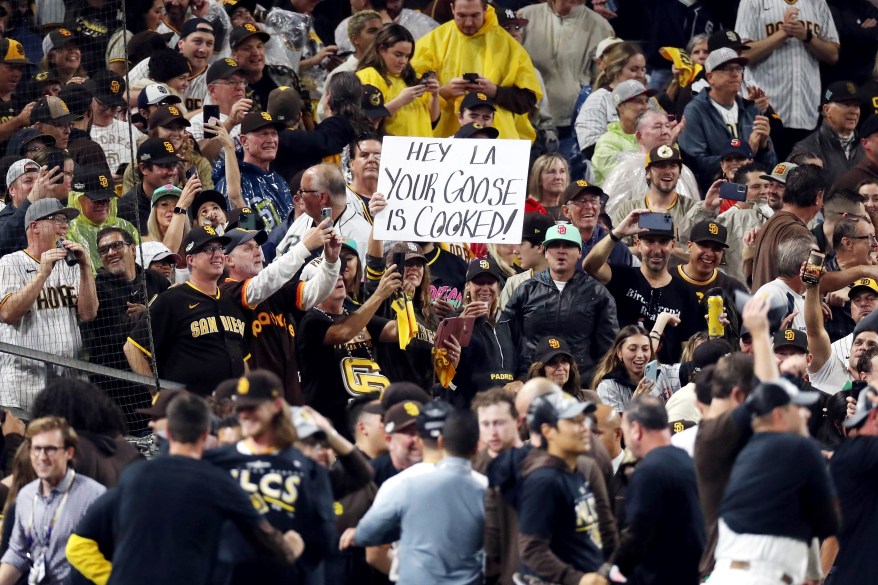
left=594, top=42, right=645, bottom=90
left=590, top=324, right=653, bottom=389
left=527, top=153, right=568, bottom=203
left=146, top=196, right=190, bottom=244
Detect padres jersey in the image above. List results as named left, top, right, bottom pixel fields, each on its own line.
left=185, top=68, right=208, bottom=112
left=127, top=281, right=249, bottom=396
left=0, top=251, right=84, bottom=410
left=156, top=20, right=181, bottom=48
left=90, top=119, right=135, bottom=174
left=735, top=0, right=839, bottom=130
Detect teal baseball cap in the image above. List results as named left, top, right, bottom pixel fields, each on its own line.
left=543, top=223, right=582, bottom=249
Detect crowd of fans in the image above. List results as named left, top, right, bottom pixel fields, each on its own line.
left=0, top=0, right=873, bottom=583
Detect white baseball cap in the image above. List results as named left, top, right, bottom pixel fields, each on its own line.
left=595, top=37, right=623, bottom=59
left=6, top=158, right=38, bottom=188
left=136, top=241, right=182, bottom=268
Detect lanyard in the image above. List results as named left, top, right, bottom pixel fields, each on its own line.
left=28, top=471, right=75, bottom=547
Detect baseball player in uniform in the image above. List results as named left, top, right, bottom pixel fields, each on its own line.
left=735, top=0, right=839, bottom=155
left=125, top=225, right=249, bottom=396
left=0, top=199, right=97, bottom=418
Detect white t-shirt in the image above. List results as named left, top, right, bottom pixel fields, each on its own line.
left=754, top=279, right=806, bottom=330
left=809, top=352, right=851, bottom=395
left=90, top=119, right=136, bottom=173
left=189, top=112, right=241, bottom=142
left=831, top=333, right=852, bottom=369
left=0, top=251, right=85, bottom=410
left=709, top=98, right=740, bottom=139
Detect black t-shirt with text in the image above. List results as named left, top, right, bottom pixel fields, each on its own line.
left=607, top=265, right=702, bottom=363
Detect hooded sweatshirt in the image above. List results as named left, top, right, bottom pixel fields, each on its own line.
left=67, top=190, right=141, bottom=270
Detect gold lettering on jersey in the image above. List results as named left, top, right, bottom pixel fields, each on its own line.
left=185, top=98, right=204, bottom=111
left=36, top=285, right=77, bottom=310
left=765, top=21, right=820, bottom=37
left=251, top=311, right=296, bottom=338
left=220, top=315, right=246, bottom=335
left=230, top=469, right=300, bottom=511
left=189, top=315, right=246, bottom=337
left=490, top=373, right=514, bottom=381
left=340, top=356, right=390, bottom=396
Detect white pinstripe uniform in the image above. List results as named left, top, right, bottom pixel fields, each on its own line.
left=0, top=251, right=86, bottom=412
left=735, top=0, right=839, bottom=130
left=185, top=68, right=209, bottom=112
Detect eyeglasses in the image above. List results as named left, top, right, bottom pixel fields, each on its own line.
left=98, top=241, right=128, bottom=255
left=850, top=235, right=878, bottom=242
left=833, top=210, right=870, bottom=222
left=39, top=214, right=69, bottom=225
left=503, top=24, right=523, bottom=31
left=31, top=445, right=64, bottom=456
left=296, top=188, right=321, bottom=196
left=568, top=197, right=601, bottom=207
left=214, top=80, right=247, bottom=88
left=199, top=244, right=226, bottom=255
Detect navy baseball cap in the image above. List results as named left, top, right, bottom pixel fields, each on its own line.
left=232, top=370, right=283, bottom=408
left=719, top=138, right=753, bottom=160
left=460, top=91, right=495, bottom=112
left=416, top=399, right=454, bottom=439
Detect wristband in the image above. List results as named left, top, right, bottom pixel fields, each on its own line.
left=804, top=29, right=813, bottom=43
left=609, top=231, right=621, bottom=243
left=173, top=207, right=188, bottom=215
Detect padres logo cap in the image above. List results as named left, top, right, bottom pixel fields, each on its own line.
left=84, top=70, right=126, bottom=109
left=137, top=83, right=182, bottom=108
left=689, top=219, right=729, bottom=248
left=0, top=38, right=31, bottom=65
left=534, top=335, right=573, bottom=365
left=137, top=137, right=181, bottom=165
left=612, top=79, right=656, bottom=106
left=232, top=370, right=283, bottom=408
left=384, top=400, right=422, bottom=434
left=706, top=29, right=750, bottom=52
left=229, top=23, right=270, bottom=49
left=561, top=178, right=606, bottom=206
left=147, top=104, right=191, bottom=131
left=645, top=144, right=683, bottom=168
left=465, top=257, right=506, bottom=282
left=241, top=110, right=286, bottom=134
left=543, top=223, right=583, bottom=250
left=73, top=165, right=116, bottom=202
left=29, top=96, right=78, bottom=125
left=771, top=328, right=808, bottom=352
left=822, top=80, right=860, bottom=105
left=206, top=57, right=244, bottom=84
left=182, top=224, right=232, bottom=254
left=759, top=161, right=798, bottom=184
left=850, top=278, right=878, bottom=297
left=460, top=90, right=496, bottom=112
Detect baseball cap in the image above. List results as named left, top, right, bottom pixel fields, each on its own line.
left=595, top=36, right=623, bottom=59
left=746, top=378, right=819, bottom=417
left=521, top=212, right=555, bottom=244
left=226, top=207, right=266, bottom=231
left=183, top=224, right=231, bottom=254
left=689, top=220, right=729, bottom=248
left=527, top=391, right=596, bottom=433
left=707, top=30, right=750, bottom=52
left=232, top=370, right=283, bottom=408
left=86, top=70, right=126, bottom=108
left=0, top=38, right=31, bottom=65
left=190, top=189, right=228, bottom=221
left=718, top=138, right=753, bottom=160
left=612, top=79, right=656, bottom=106
left=224, top=0, right=257, bottom=15
left=861, top=115, right=878, bottom=139
left=137, top=83, right=181, bottom=108
left=230, top=23, right=270, bottom=49
left=760, top=162, right=797, bottom=184
left=493, top=4, right=528, bottom=28
left=844, top=386, right=878, bottom=429
left=385, top=241, right=426, bottom=266
left=561, top=179, right=605, bottom=205
left=691, top=338, right=732, bottom=369
left=136, top=240, right=182, bottom=268
left=6, top=158, right=38, bottom=187
left=384, top=400, right=422, bottom=433
left=645, top=144, right=683, bottom=168
left=180, top=17, right=215, bottom=39
left=151, top=184, right=182, bottom=207
left=851, top=278, right=878, bottom=297
left=454, top=122, right=499, bottom=139
left=72, top=166, right=115, bottom=201
left=223, top=227, right=268, bottom=254
left=380, top=382, right=431, bottom=412
left=340, top=237, right=358, bottom=256
left=268, top=86, right=303, bottom=125
left=465, top=258, right=506, bottom=282
left=44, top=27, right=76, bottom=53
left=416, top=399, right=454, bottom=439
left=24, top=198, right=79, bottom=228
left=137, top=138, right=182, bottom=165
left=148, top=105, right=190, bottom=131
left=58, top=84, right=93, bottom=117
left=241, top=111, right=285, bottom=134
left=362, top=84, right=391, bottom=119
left=460, top=91, right=495, bottom=112
left=30, top=96, right=78, bottom=125
left=136, top=389, right=184, bottom=419
left=535, top=336, right=573, bottom=364
left=290, top=406, right=327, bottom=440
left=823, top=80, right=859, bottom=105
left=704, top=47, right=748, bottom=74
left=772, top=328, right=808, bottom=352
left=543, top=223, right=582, bottom=249
left=207, top=57, right=244, bottom=84
left=6, top=129, right=55, bottom=156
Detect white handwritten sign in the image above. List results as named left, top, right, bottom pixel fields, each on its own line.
left=373, top=135, right=530, bottom=244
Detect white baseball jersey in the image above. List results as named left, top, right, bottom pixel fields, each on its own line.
left=127, top=57, right=150, bottom=86
left=0, top=251, right=85, bottom=410
left=185, top=68, right=209, bottom=112
left=90, top=118, right=136, bottom=173
left=735, top=0, right=838, bottom=130
left=156, top=20, right=181, bottom=48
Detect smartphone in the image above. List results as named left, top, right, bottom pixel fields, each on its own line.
left=644, top=360, right=659, bottom=383
left=335, top=50, right=354, bottom=59
left=719, top=182, right=748, bottom=201
left=463, top=73, right=479, bottom=83
left=420, top=70, right=436, bottom=84
left=238, top=212, right=259, bottom=231
left=203, top=104, right=220, bottom=138
left=56, top=239, right=77, bottom=267
left=802, top=250, right=825, bottom=285
left=392, top=251, right=405, bottom=276
left=638, top=212, right=673, bottom=232
left=320, top=207, right=333, bottom=227
left=185, top=166, right=197, bottom=181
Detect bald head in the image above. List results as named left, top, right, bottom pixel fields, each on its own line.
left=595, top=404, right=623, bottom=459
left=515, top=378, right=562, bottom=426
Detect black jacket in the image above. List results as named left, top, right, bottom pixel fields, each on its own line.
left=792, top=122, right=865, bottom=186
left=116, top=184, right=151, bottom=236
left=272, top=117, right=357, bottom=183
left=0, top=199, right=29, bottom=258
left=503, top=269, right=618, bottom=383
left=438, top=314, right=516, bottom=409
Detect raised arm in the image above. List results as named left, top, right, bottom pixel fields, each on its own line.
left=804, top=264, right=831, bottom=373
left=583, top=208, right=649, bottom=284
left=742, top=295, right=779, bottom=382
left=323, top=268, right=402, bottom=345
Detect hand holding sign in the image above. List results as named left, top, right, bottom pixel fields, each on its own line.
left=373, top=136, right=530, bottom=244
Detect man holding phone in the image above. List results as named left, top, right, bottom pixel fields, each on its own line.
left=584, top=209, right=702, bottom=363
left=191, top=58, right=251, bottom=161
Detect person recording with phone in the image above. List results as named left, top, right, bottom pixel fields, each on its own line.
left=584, top=208, right=702, bottom=364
